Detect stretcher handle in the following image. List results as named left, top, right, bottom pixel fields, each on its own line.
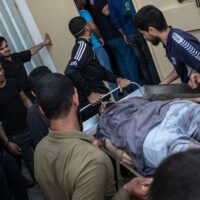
left=80, top=82, right=144, bottom=112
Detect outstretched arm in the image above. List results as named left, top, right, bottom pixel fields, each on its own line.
left=30, top=33, right=52, bottom=56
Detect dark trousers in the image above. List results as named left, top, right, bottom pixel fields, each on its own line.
left=11, top=129, right=34, bottom=179
left=127, top=33, right=160, bottom=85
left=0, top=151, right=28, bottom=200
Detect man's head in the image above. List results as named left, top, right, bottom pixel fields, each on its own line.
left=28, top=66, right=52, bottom=97
left=0, top=36, right=11, bottom=58
left=149, top=149, right=200, bottom=200
left=0, top=63, right=5, bottom=84
left=68, top=16, right=90, bottom=39
left=38, top=73, right=78, bottom=120
left=134, top=5, right=168, bottom=46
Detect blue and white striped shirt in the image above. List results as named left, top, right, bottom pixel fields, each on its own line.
left=166, top=28, right=200, bottom=83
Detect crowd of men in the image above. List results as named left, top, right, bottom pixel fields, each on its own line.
left=0, top=1, right=200, bottom=200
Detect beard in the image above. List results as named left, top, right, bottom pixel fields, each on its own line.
left=150, top=36, right=161, bottom=46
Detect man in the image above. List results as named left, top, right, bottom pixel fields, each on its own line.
left=0, top=126, right=28, bottom=200
left=0, top=63, right=34, bottom=178
left=65, top=16, right=130, bottom=120
left=107, top=0, right=159, bottom=84
left=0, top=33, right=52, bottom=98
left=88, top=0, right=140, bottom=83
left=27, top=66, right=51, bottom=147
left=134, top=5, right=200, bottom=84
left=149, top=149, right=200, bottom=200
left=34, top=73, right=152, bottom=200
left=98, top=96, right=200, bottom=176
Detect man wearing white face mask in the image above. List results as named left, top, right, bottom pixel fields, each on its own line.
left=65, top=16, right=130, bottom=121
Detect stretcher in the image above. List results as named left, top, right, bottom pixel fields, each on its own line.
left=81, top=83, right=200, bottom=184
left=81, top=82, right=144, bottom=185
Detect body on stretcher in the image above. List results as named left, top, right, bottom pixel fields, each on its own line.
left=82, top=82, right=145, bottom=179
left=81, top=83, right=200, bottom=179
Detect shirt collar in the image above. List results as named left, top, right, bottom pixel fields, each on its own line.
left=49, top=129, right=94, bottom=143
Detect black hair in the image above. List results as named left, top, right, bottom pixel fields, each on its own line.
left=68, top=16, right=87, bottom=38
left=134, top=5, right=168, bottom=31
left=37, top=73, right=75, bottom=120
left=149, top=149, right=200, bottom=200
left=0, top=36, right=7, bottom=47
left=28, top=66, right=51, bottom=95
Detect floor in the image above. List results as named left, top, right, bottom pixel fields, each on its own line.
left=22, top=166, right=45, bottom=200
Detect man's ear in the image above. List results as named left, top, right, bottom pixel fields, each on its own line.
left=73, top=87, right=79, bottom=107
left=148, top=27, right=158, bottom=36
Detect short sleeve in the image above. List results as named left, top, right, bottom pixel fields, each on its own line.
left=14, top=50, right=32, bottom=63
left=80, top=10, right=93, bottom=23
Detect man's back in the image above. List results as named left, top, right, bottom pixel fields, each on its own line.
left=34, top=130, right=118, bottom=200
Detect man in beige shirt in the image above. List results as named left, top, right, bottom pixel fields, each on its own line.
left=34, top=73, right=152, bottom=200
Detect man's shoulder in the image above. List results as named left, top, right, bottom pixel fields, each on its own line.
left=72, top=39, right=93, bottom=59
left=170, top=28, right=198, bottom=46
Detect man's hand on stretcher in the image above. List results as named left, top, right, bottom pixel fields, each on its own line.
left=87, top=92, right=102, bottom=106
left=116, top=77, right=131, bottom=92
left=188, top=72, right=200, bottom=89
left=87, top=78, right=130, bottom=106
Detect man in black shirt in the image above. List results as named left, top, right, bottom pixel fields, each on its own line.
left=0, top=126, right=28, bottom=200
left=65, top=16, right=130, bottom=120
left=27, top=66, right=51, bottom=147
left=0, top=63, right=34, bottom=178
left=0, top=33, right=52, bottom=99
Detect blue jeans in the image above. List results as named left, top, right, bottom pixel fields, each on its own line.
left=143, top=101, right=200, bottom=169
left=11, top=129, right=34, bottom=179
left=94, top=46, right=118, bottom=98
left=0, top=151, right=28, bottom=200
left=107, top=37, right=140, bottom=85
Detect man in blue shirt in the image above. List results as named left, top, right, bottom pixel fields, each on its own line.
left=108, top=0, right=159, bottom=84
left=134, top=5, right=200, bottom=85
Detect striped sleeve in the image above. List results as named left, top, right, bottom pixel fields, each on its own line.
left=172, top=32, right=200, bottom=72
left=65, top=41, right=92, bottom=97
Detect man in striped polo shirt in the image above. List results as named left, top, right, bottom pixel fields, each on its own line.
left=134, top=5, right=200, bottom=85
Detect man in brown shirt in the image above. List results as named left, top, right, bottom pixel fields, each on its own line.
left=34, top=73, right=152, bottom=200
